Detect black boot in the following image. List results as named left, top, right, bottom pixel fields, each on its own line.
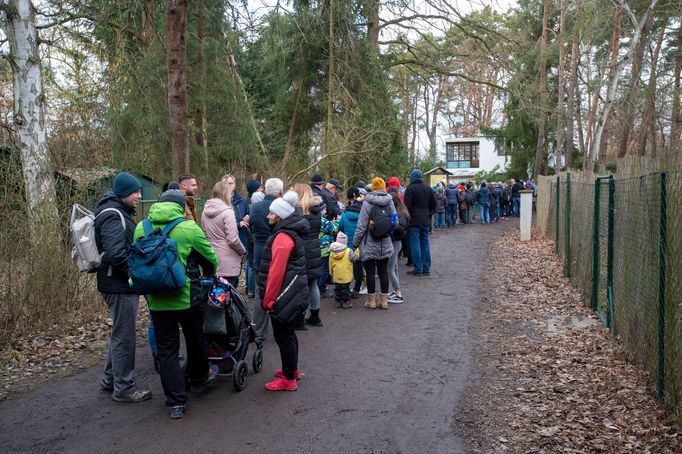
left=305, top=309, right=323, bottom=327
left=294, top=313, right=308, bottom=330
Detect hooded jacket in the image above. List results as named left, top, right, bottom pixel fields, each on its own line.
left=444, top=184, right=459, bottom=205
left=435, top=190, right=447, bottom=213
left=352, top=190, right=395, bottom=261
left=338, top=200, right=361, bottom=247
left=476, top=186, right=491, bottom=206
left=257, top=211, right=310, bottom=323
left=404, top=171, right=436, bottom=226
left=201, top=198, right=246, bottom=278
left=134, top=201, right=217, bottom=311
left=328, top=242, right=357, bottom=284
left=94, top=191, right=138, bottom=294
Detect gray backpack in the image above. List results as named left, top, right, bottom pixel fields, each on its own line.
left=70, top=204, right=125, bottom=272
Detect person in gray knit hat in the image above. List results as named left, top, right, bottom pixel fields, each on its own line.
left=95, top=172, right=151, bottom=403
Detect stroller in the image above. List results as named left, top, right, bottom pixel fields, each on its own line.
left=201, top=278, right=263, bottom=391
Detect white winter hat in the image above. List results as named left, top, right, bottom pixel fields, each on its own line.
left=269, top=191, right=298, bottom=219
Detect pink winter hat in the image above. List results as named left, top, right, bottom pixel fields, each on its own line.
left=336, top=231, right=348, bottom=245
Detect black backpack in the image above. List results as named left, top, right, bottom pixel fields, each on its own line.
left=502, top=189, right=512, bottom=204
left=368, top=204, right=392, bottom=239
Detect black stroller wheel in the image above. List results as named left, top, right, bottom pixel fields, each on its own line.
left=252, top=348, right=263, bottom=373
left=233, top=361, right=248, bottom=391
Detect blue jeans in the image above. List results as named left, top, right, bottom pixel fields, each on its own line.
left=446, top=204, right=458, bottom=226
left=252, top=242, right=269, bottom=344
left=308, top=278, right=320, bottom=311
left=318, top=256, right=330, bottom=293
left=512, top=196, right=520, bottom=217
left=435, top=212, right=445, bottom=229
left=479, top=204, right=490, bottom=224
left=245, top=252, right=255, bottom=295
left=408, top=225, right=431, bottom=273
left=494, top=202, right=500, bottom=221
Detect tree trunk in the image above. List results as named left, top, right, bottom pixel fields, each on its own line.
left=195, top=0, right=209, bottom=179
left=637, top=21, right=665, bottom=157
left=166, top=0, right=189, bottom=177
left=325, top=0, right=335, bottom=157
left=366, top=0, right=379, bottom=55
left=280, top=81, right=304, bottom=173
left=534, top=0, right=549, bottom=179
left=2, top=0, right=60, bottom=244
left=142, top=0, right=155, bottom=46
left=616, top=12, right=653, bottom=158
left=555, top=0, right=566, bottom=170
left=565, top=2, right=581, bottom=170
left=668, top=23, right=682, bottom=156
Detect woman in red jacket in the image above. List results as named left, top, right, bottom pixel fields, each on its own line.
left=258, top=191, right=310, bottom=391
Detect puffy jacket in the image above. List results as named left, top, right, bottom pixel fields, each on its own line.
left=250, top=194, right=277, bottom=246
left=257, top=211, right=310, bottom=323
left=94, top=191, right=138, bottom=294
left=134, top=202, right=217, bottom=311
left=338, top=201, right=361, bottom=246
left=201, top=198, right=246, bottom=278
left=328, top=245, right=355, bottom=284
left=476, top=187, right=491, bottom=206
left=302, top=200, right=323, bottom=281
left=353, top=190, right=395, bottom=261
left=404, top=180, right=436, bottom=226
left=435, top=191, right=447, bottom=213
left=319, top=214, right=338, bottom=257
left=444, top=184, right=459, bottom=205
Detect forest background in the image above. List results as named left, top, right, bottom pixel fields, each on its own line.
left=0, top=0, right=680, bottom=350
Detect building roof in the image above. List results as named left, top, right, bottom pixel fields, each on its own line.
left=423, top=166, right=454, bottom=176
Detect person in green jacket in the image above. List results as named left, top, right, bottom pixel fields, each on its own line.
left=133, top=189, right=219, bottom=419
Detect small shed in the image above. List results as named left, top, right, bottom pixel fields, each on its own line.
left=423, top=166, right=454, bottom=188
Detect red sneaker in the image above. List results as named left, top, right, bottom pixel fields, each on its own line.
left=275, top=369, right=302, bottom=380
left=265, top=377, right=298, bottom=391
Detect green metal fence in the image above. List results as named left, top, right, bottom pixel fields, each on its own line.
left=546, top=172, right=681, bottom=412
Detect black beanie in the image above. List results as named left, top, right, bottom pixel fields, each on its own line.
left=158, top=189, right=186, bottom=208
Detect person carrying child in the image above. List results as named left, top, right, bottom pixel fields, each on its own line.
left=328, top=232, right=360, bottom=309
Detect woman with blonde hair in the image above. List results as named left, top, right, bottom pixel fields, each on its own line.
left=293, top=182, right=324, bottom=327
left=201, top=180, right=246, bottom=288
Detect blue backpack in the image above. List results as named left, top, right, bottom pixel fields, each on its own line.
left=128, top=218, right=186, bottom=294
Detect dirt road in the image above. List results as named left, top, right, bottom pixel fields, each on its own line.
left=0, top=220, right=516, bottom=454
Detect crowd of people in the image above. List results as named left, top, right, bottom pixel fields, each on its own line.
left=92, top=170, right=533, bottom=419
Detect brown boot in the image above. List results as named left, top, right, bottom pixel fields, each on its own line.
left=379, top=293, right=389, bottom=310
left=364, top=293, right=377, bottom=309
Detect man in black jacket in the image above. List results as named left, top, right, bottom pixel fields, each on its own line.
left=404, top=169, right=436, bottom=276
left=311, top=174, right=340, bottom=221
left=249, top=177, right=284, bottom=345
left=94, top=172, right=152, bottom=403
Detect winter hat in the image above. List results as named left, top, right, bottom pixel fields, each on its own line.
left=458, top=184, right=465, bottom=191
left=347, top=186, right=360, bottom=200
left=328, top=178, right=342, bottom=190
left=356, top=180, right=366, bottom=189
left=336, top=231, right=348, bottom=245
left=481, top=182, right=487, bottom=188
left=251, top=191, right=265, bottom=204
left=158, top=189, right=186, bottom=208
left=113, top=172, right=142, bottom=197
left=370, top=177, right=386, bottom=191
left=246, top=179, right=262, bottom=197
left=269, top=190, right=298, bottom=219
left=311, top=174, right=324, bottom=185
left=387, top=177, right=401, bottom=189
left=409, top=169, right=423, bottom=184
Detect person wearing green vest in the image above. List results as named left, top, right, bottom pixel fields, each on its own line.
left=133, top=189, right=218, bottom=419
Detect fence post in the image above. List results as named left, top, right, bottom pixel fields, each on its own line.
left=564, top=172, right=571, bottom=277
left=554, top=175, right=561, bottom=255
left=591, top=178, right=601, bottom=312
left=607, top=176, right=615, bottom=333
left=657, top=172, right=667, bottom=400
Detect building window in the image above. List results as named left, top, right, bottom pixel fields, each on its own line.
left=446, top=141, right=479, bottom=168
left=495, top=139, right=506, bottom=156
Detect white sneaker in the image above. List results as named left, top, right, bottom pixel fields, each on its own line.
left=359, top=286, right=367, bottom=295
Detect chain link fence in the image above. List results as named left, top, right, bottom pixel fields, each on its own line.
left=539, top=171, right=681, bottom=415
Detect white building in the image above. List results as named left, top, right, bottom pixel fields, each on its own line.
left=443, top=135, right=508, bottom=179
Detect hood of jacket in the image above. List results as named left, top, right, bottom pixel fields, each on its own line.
left=272, top=210, right=309, bottom=237
left=147, top=201, right=186, bottom=224
left=202, top=198, right=231, bottom=219
left=364, top=190, right=391, bottom=207
left=448, top=183, right=456, bottom=189
left=329, top=242, right=347, bottom=254
left=97, top=191, right=136, bottom=215
left=409, top=169, right=423, bottom=184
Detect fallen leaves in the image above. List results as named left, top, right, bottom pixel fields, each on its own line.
left=462, top=230, right=681, bottom=453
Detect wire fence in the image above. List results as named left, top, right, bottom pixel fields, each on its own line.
left=539, top=171, right=681, bottom=415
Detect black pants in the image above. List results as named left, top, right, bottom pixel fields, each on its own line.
left=352, top=261, right=364, bottom=292
left=270, top=315, right=299, bottom=380
left=364, top=258, right=389, bottom=294
left=334, top=283, right=350, bottom=303
left=151, top=305, right=209, bottom=406
left=401, top=235, right=411, bottom=263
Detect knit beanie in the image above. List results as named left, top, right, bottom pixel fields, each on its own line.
left=311, top=174, right=324, bottom=185
left=113, top=172, right=142, bottom=197
left=356, top=180, right=366, bottom=190
left=347, top=186, right=360, bottom=200
left=409, top=169, right=423, bottom=184
left=336, top=231, right=348, bottom=245
left=251, top=191, right=265, bottom=204
left=269, top=191, right=298, bottom=219
left=387, top=177, right=401, bottom=189
left=370, top=177, right=386, bottom=191
left=158, top=189, right=186, bottom=208
left=246, top=179, right=262, bottom=197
